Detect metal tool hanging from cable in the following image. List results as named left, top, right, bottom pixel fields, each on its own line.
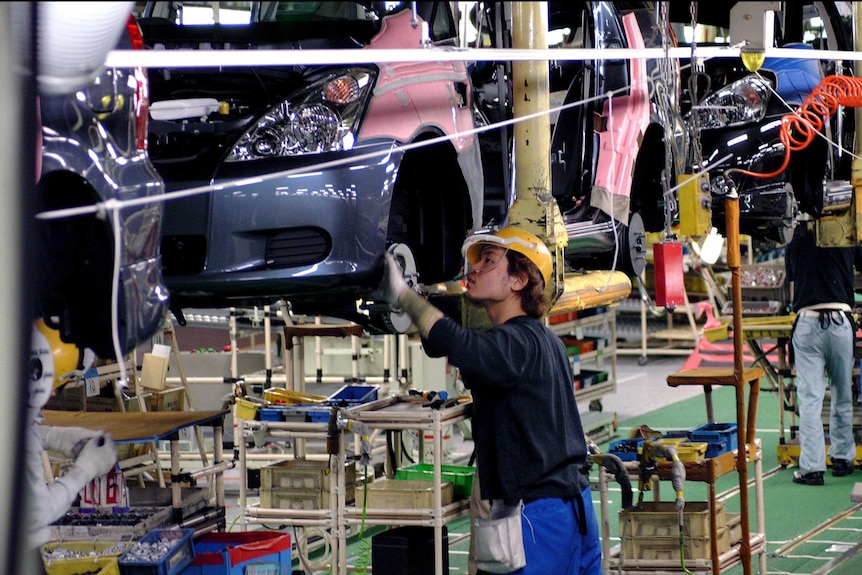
left=651, top=2, right=686, bottom=310
left=678, top=2, right=714, bottom=241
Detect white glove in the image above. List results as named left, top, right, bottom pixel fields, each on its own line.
left=38, top=425, right=103, bottom=458
left=72, top=433, right=118, bottom=479
left=370, top=251, right=409, bottom=305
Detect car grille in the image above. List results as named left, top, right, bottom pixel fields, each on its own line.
left=162, top=235, right=207, bottom=276
left=265, top=228, right=331, bottom=268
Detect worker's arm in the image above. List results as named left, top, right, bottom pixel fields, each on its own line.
left=26, top=427, right=117, bottom=532
left=372, top=252, right=443, bottom=337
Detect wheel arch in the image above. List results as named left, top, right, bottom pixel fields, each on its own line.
left=387, top=134, right=473, bottom=285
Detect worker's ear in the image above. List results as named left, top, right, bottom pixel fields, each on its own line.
left=511, top=271, right=528, bottom=292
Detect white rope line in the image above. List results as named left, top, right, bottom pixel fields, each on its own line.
left=36, top=81, right=634, bottom=221
left=106, top=45, right=862, bottom=69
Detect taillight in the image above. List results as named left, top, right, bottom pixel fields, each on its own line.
left=127, top=15, right=149, bottom=150
left=126, top=14, right=145, bottom=50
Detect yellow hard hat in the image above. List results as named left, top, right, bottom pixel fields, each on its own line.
left=462, top=227, right=553, bottom=288
left=33, top=318, right=80, bottom=389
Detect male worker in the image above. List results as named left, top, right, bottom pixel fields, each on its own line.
left=26, top=320, right=118, bottom=550
left=786, top=222, right=862, bottom=485
left=373, top=227, right=602, bottom=574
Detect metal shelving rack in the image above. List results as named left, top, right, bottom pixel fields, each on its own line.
left=600, top=366, right=767, bottom=575
left=236, top=398, right=473, bottom=575
left=549, top=306, right=618, bottom=441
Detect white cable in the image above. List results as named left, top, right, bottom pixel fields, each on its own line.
left=109, top=202, right=129, bottom=396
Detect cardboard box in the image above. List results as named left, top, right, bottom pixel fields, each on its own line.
left=148, top=387, right=185, bottom=412
left=141, top=353, right=170, bottom=391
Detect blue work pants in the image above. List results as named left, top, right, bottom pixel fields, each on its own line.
left=792, top=313, right=857, bottom=474
left=513, top=485, right=602, bottom=575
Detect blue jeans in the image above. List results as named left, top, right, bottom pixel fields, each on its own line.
left=792, top=313, right=856, bottom=474
left=513, top=485, right=602, bottom=575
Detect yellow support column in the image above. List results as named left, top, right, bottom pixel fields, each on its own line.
left=507, top=2, right=567, bottom=306
left=462, top=2, right=631, bottom=328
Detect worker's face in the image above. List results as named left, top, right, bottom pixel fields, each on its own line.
left=465, top=245, right=515, bottom=303
left=29, top=330, right=56, bottom=422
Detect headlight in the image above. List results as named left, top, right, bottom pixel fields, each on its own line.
left=689, top=75, right=772, bottom=129
left=227, top=68, right=374, bottom=161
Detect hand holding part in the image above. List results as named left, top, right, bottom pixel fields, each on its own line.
left=40, top=425, right=102, bottom=458
left=74, top=433, right=118, bottom=478
left=370, top=251, right=409, bottom=305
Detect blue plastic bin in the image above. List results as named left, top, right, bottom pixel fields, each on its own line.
left=687, top=422, right=738, bottom=452
left=607, top=438, right=645, bottom=461
left=119, top=528, right=194, bottom=575
left=324, top=384, right=379, bottom=406
left=258, top=408, right=284, bottom=422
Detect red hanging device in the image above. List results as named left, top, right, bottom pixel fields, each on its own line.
left=653, top=239, right=685, bottom=310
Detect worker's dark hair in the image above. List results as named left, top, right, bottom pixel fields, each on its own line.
left=507, top=250, right=547, bottom=318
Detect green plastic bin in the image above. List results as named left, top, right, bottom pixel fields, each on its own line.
left=395, top=463, right=476, bottom=499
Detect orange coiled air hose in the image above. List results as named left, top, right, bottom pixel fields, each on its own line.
left=731, top=74, right=862, bottom=179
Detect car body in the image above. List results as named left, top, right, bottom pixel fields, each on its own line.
left=36, top=13, right=169, bottom=359
left=472, top=1, right=689, bottom=277
left=670, top=1, right=855, bottom=243
left=137, top=2, right=484, bottom=330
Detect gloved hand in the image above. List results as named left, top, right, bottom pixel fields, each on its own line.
left=38, top=425, right=103, bottom=458
left=72, top=433, right=118, bottom=479
left=370, top=251, right=409, bottom=305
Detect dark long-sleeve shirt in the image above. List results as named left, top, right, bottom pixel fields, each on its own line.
left=786, top=227, right=862, bottom=311
left=423, top=315, right=588, bottom=505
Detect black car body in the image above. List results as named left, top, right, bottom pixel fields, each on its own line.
left=672, top=1, right=855, bottom=243
left=472, top=1, right=689, bottom=276
left=36, top=13, right=168, bottom=359
left=137, top=2, right=484, bottom=331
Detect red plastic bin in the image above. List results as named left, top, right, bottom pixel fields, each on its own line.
left=183, top=532, right=291, bottom=575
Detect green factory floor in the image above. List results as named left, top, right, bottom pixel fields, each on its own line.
left=288, top=371, right=862, bottom=575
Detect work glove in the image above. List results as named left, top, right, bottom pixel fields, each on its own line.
left=38, top=425, right=103, bottom=459
left=370, top=251, right=409, bottom=306
left=72, top=433, right=118, bottom=479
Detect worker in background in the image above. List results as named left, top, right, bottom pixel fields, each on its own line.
left=372, top=228, right=602, bottom=574
left=26, top=320, right=118, bottom=551
left=786, top=221, right=862, bottom=485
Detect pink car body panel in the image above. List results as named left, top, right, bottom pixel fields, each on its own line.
left=358, top=9, right=475, bottom=153
left=592, top=11, right=650, bottom=210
